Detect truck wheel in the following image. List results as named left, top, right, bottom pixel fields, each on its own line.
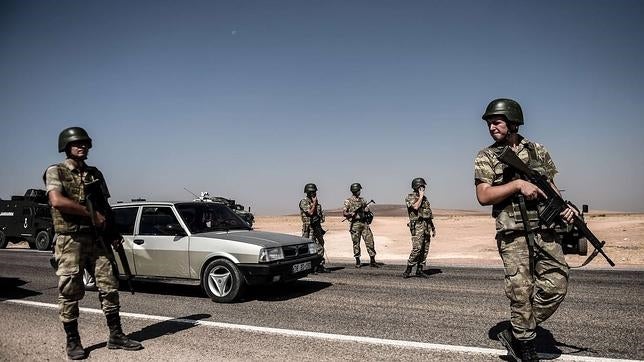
left=35, top=231, right=51, bottom=251
left=0, top=231, right=7, bottom=249
left=202, top=259, right=244, bottom=303
left=578, top=237, right=588, bottom=256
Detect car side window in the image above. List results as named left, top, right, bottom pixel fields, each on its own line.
left=139, top=207, right=182, bottom=236
left=113, top=207, right=138, bottom=236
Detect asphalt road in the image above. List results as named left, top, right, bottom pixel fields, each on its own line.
left=1, top=249, right=642, bottom=361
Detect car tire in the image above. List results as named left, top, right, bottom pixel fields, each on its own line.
left=35, top=231, right=51, bottom=251
left=202, top=259, right=244, bottom=303
left=0, top=230, right=7, bottom=249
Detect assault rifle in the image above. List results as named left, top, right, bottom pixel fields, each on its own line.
left=498, top=147, right=615, bottom=267
left=85, top=179, right=135, bottom=293
left=343, top=199, right=375, bottom=223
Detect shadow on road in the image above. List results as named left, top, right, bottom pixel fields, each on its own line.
left=488, top=320, right=595, bottom=360
left=244, top=280, right=332, bottom=302
left=0, top=277, right=42, bottom=300
left=119, top=281, right=207, bottom=299
left=85, top=313, right=211, bottom=355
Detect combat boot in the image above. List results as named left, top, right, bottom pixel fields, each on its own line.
left=402, top=265, right=413, bottom=278
left=416, top=264, right=428, bottom=278
left=63, top=320, right=86, bottom=360
left=369, top=256, right=380, bottom=268
left=519, top=339, right=539, bottom=362
left=105, top=312, right=143, bottom=351
left=355, top=257, right=361, bottom=268
left=497, top=327, right=521, bottom=362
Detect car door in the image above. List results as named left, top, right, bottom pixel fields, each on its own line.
left=133, top=206, right=190, bottom=278
left=112, top=206, right=139, bottom=275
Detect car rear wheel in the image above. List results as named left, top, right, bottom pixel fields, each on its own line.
left=35, top=231, right=51, bottom=251
left=0, top=231, right=7, bottom=249
left=202, top=259, right=244, bottom=303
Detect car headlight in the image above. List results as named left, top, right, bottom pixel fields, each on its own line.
left=259, top=247, right=284, bottom=262
left=307, top=242, right=318, bottom=255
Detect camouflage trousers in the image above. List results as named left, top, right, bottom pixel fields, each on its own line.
left=350, top=221, right=376, bottom=258
left=407, top=220, right=431, bottom=266
left=302, top=223, right=325, bottom=265
left=53, top=233, right=120, bottom=323
left=497, top=230, right=569, bottom=341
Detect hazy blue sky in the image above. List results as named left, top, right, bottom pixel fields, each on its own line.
left=2, top=0, right=643, bottom=215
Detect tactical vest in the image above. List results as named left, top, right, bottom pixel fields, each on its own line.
left=407, top=194, right=433, bottom=221
left=491, top=142, right=549, bottom=232
left=50, top=163, right=103, bottom=233
left=300, top=198, right=324, bottom=224
left=346, top=196, right=367, bottom=222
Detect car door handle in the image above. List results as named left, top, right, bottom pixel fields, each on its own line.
left=133, top=239, right=144, bottom=245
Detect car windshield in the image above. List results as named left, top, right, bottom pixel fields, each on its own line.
left=175, top=202, right=250, bottom=233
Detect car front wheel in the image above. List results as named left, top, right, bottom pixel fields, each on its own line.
left=202, top=259, right=244, bottom=303
left=35, top=231, right=51, bottom=251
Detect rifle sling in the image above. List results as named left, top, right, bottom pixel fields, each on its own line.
left=517, top=194, right=536, bottom=278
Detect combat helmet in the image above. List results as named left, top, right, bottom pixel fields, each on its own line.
left=304, top=183, right=318, bottom=194
left=482, top=98, right=524, bottom=125
left=411, top=177, right=427, bottom=191
left=58, top=127, right=93, bottom=152
left=350, top=183, right=362, bottom=194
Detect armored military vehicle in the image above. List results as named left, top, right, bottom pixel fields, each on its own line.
left=193, top=192, right=255, bottom=227
left=0, top=189, right=54, bottom=250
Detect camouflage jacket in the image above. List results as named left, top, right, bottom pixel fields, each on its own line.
left=44, top=159, right=110, bottom=233
left=405, top=193, right=433, bottom=222
left=299, top=197, right=324, bottom=225
left=343, top=196, right=370, bottom=223
left=474, top=135, right=557, bottom=233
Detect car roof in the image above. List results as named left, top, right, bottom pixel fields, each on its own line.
left=111, top=201, right=230, bottom=208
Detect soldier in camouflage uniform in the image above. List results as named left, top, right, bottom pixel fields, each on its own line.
left=343, top=183, right=379, bottom=268
left=403, top=177, right=436, bottom=278
left=474, top=99, right=577, bottom=362
left=299, top=183, right=329, bottom=273
left=44, top=127, right=142, bottom=360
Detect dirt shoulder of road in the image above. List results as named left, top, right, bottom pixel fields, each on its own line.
left=7, top=213, right=641, bottom=269
left=254, top=213, right=644, bottom=269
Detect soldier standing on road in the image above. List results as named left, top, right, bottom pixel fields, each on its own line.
left=299, top=183, right=329, bottom=273
left=474, top=99, right=577, bottom=362
left=403, top=177, right=436, bottom=278
left=44, top=127, right=142, bottom=360
left=343, top=183, right=379, bottom=268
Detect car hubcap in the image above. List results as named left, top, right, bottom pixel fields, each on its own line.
left=37, top=234, right=48, bottom=249
left=208, top=266, right=232, bottom=297
left=83, top=269, right=95, bottom=288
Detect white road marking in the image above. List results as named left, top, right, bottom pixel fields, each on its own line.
left=3, top=299, right=636, bottom=362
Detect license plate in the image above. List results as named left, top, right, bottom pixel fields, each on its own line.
left=292, top=261, right=312, bottom=273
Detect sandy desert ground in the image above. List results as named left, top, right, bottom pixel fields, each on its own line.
left=254, top=213, right=644, bottom=269
left=6, top=212, right=641, bottom=269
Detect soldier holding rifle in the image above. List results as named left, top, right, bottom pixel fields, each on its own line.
left=44, top=127, right=142, bottom=360
left=473, top=99, right=579, bottom=362
left=343, top=183, right=380, bottom=268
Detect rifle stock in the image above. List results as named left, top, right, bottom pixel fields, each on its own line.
left=497, top=147, right=615, bottom=267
